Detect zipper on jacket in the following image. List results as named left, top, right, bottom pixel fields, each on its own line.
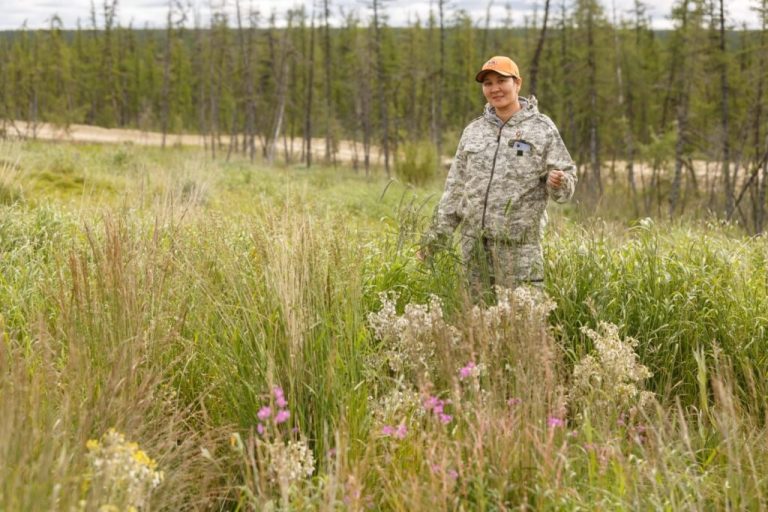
left=480, top=121, right=509, bottom=232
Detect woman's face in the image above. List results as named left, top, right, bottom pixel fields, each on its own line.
left=481, top=72, right=521, bottom=112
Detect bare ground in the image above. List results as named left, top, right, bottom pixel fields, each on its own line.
left=4, top=120, right=756, bottom=189
left=4, top=120, right=387, bottom=167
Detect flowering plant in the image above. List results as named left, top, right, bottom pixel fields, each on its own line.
left=84, top=428, right=163, bottom=510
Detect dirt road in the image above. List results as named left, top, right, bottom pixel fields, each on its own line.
left=4, top=120, right=744, bottom=188
left=4, top=120, right=385, bottom=166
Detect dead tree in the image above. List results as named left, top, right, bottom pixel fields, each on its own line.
left=586, top=1, right=602, bottom=194
left=435, top=0, right=446, bottom=163
left=323, top=0, right=335, bottom=165
left=718, top=0, right=734, bottom=218
left=160, top=1, right=178, bottom=148
left=529, top=0, right=551, bottom=97
left=234, top=0, right=257, bottom=162
left=611, top=1, right=640, bottom=213
left=670, top=0, right=691, bottom=217
left=372, top=0, right=390, bottom=175
left=305, top=9, right=316, bottom=168
left=267, top=13, right=294, bottom=164
left=755, top=0, right=767, bottom=232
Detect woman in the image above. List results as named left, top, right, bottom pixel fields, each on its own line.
left=420, top=56, right=576, bottom=299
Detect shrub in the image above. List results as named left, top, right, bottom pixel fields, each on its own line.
left=396, top=141, right=438, bottom=185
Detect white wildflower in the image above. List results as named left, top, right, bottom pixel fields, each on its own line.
left=571, top=322, right=655, bottom=419
left=470, top=286, right=556, bottom=348
left=370, top=386, right=423, bottom=426
left=367, top=292, right=459, bottom=381
left=264, top=439, right=315, bottom=486
left=85, top=429, right=163, bottom=510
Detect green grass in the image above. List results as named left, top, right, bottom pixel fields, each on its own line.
left=1, top=140, right=768, bottom=510
left=546, top=218, right=768, bottom=410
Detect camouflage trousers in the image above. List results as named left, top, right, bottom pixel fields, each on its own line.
left=460, top=236, right=544, bottom=303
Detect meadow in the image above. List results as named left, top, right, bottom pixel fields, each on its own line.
left=1, top=140, right=768, bottom=511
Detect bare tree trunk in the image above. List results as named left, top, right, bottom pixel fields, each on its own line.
left=235, top=1, right=257, bottom=162
left=268, top=64, right=288, bottom=164
left=753, top=0, right=767, bottom=232
left=480, top=0, right=494, bottom=59
left=248, top=11, right=259, bottom=161
left=435, top=0, right=445, bottom=162
left=559, top=0, right=575, bottom=150
left=586, top=3, right=602, bottom=194
left=670, top=0, right=689, bottom=217
left=30, top=78, right=38, bottom=138
left=305, top=11, right=316, bottom=168
left=100, top=0, right=119, bottom=125
left=193, top=14, right=208, bottom=153
left=760, top=135, right=768, bottom=233
left=719, top=0, right=734, bottom=218
left=429, top=6, right=437, bottom=155
left=226, top=108, right=238, bottom=161
left=358, top=36, right=373, bottom=177
left=612, top=0, right=638, bottom=213
left=671, top=102, right=690, bottom=216
left=161, top=3, right=172, bottom=148
left=373, top=0, right=390, bottom=176
left=529, top=0, right=551, bottom=97
left=208, top=20, right=219, bottom=159
left=267, top=17, right=292, bottom=164
left=323, top=0, right=334, bottom=165
left=284, top=124, right=292, bottom=164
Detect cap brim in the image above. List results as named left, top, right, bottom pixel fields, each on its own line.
left=475, top=69, right=516, bottom=82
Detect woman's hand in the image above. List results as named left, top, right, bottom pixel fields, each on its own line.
left=547, top=169, right=566, bottom=189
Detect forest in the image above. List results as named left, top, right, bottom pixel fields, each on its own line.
left=1, top=0, right=767, bottom=230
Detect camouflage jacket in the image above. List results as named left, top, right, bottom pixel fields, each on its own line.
left=426, top=96, right=576, bottom=248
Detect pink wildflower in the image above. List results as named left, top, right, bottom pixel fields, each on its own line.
left=394, top=424, right=407, bottom=439
left=257, top=406, right=272, bottom=421
left=547, top=416, right=565, bottom=428
left=424, top=395, right=452, bottom=423
left=275, top=409, right=290, bottom=424
left=507, top=397, right=522, bottom=407
left=256, top=423, right=265, bottom=435
left=447, top=469, right=459, bottom=480
left=381, top=425, right=395, bottom=436
left=423, top=395, right=441, bottom=411
left=274, top=387, right=288, bottom=408
left=459, top=361, right=477, bottom=379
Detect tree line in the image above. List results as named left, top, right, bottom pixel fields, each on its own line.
left=1, top=0, right=767, bottom=231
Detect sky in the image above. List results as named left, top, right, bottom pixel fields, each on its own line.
left=0, top=0, right=760, bottom=31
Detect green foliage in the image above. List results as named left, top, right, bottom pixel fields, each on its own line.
left=395, top=141, right=438, bottom=185
left=546, top=218, right=768, bottom=408
left=2, top=142, right=768, bottom=509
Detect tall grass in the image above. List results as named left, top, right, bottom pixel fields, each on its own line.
left=2, top=141, right=768, bottom=509
left=546, top=218, right=768, bottom=409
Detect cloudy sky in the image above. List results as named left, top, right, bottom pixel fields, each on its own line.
left=0, top=0, right=760, bottom=31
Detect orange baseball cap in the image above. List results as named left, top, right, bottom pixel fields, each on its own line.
left=475, top=56, right=521, bottom=82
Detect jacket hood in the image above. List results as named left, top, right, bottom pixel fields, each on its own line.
left=483, top=96, right=539, bottom=127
